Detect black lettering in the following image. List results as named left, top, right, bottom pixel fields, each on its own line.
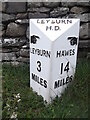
left=56, top=49, right=75, bottom=58
left=44, top=80, right=47, bottom=88
left=72, top=49, right=75, bottom=55
left=41, top=20, right=45, bottom=24
left=66, top=76, right=70, bottom=84
left=56, top=51, right=61, bottom=57
left=69, top=75, right=73, bottom=82
left=55, top=26, right=60, bottom=31
left=37, top=61, right=41, bottom=72
left=46, top=51, right=51, bottom=58
left=51, top=20, right=55, bottom=24
left=64, top=62, right=69, bottom=73
left=37, top=19, right=40, bottom=24
left=46, top=26, right=52, bottom=31
left=42, top=50, right=46, bottom=57
left=37, top=76, right=39, bottom=83
left=70, top=49, right=72, bottom=56
left=67, top=20, right=72, bottom=24
left=30, top=48, right=51, bottom=58
left=65, top=50, right=69, bottom=56
left=32, top=48, right=35, bottom=54
left=62, top=51, right=65, bottom=56
left=40, top=78, right=43, bottom=86
left=46, top=20, right=50, bottom=23
left=54, top=80, right=60, bottom=89
left=54, top=75, right=73, bottom=89
left=63, top=78, right=66, bottom=85
left=32, top=73, right=36, bottom=80
left=62, top=20, right=66, bottom=24
left=37, top=19, right=72, bottom=25
left=32, top=73, right=39, bottom=83
left=32, top=73, right=48, bottom=88
left=56, top=20, right=60, bottom=24
left=38, top=49, right=41, bottom=55
left=60, top=80, right=63, bottom=86
left=60, top=63, right=63, bottom=74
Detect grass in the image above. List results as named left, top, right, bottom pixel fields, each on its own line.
left=2, top=59, right=89, bottom=118
left=0, top=63, right=2, bottom=119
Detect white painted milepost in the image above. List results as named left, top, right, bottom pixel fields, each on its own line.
left=30, top=19, right=80, bottom=103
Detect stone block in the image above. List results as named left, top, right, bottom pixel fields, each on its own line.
left=50, top=7, right=69, bottom=17
left=2, top=52, right=16, bottom=61
left=43, top=2, right=60, bottom=8
left=2, top=48, right=12, bottom=53
left=2, top=38, right=27, bottom=48
left=61, top=2, right=77, bottom=7
left=0, top=48, right=2, bottom=53
left=0, top=24, right=5, bottom=30
left=70, top=6, right=89, bottom=14
left=2, top=13, right=15, bottom=22
left=0, top=2, right=6, bottom=12
left=22, top=42, right=30, bottom=49
left=77, top=1, right=90, bottom=6
left=79, top=40, right=90, bottom=48
left=16, top=13, right=28, bottom=19
left=61, top=1, right=90, bottom=7
left=67, top=13, right=90, bottom=22
left=28, top=7, right=50, bottom=13
left=87, top=52, right=90, bottom=59
left=15, top=19, right=29, bottom=24
left=2, top=61, right=19, bottom=66
left=80, top=23, right=90, bottom=39
left=26, top=27, right=29, bottom=39
left=28, top=2, right=43, bottom=8
left=17, top=57, right=29, bottom=63
left=6, top=2, right=26, bottom=13
left=20, top=49, right=29, bottom=58
left=78, top=50, right=87, bottom=58
left=28, top=12, right=49, bottom=18
left=6, top=23, right=27, bottom=37
left=0, top=2, right=2, bottom=12
left=0, top=30, right=5, bottom=37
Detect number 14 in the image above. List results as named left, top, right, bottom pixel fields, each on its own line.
left=60, top=62, right=69, bottom=74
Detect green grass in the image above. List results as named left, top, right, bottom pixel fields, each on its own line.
left=0, top=63, right=2, bottom=119
left=2, top=59, right=89, bottom=118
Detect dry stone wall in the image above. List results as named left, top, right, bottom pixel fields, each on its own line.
left=0, top=1, right=90, bottom=64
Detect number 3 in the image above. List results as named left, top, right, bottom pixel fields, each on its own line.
left=37, top=61, right=41, bottom=72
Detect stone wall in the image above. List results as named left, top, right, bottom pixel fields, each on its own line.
left=0, top=1, right=90, bottom=64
